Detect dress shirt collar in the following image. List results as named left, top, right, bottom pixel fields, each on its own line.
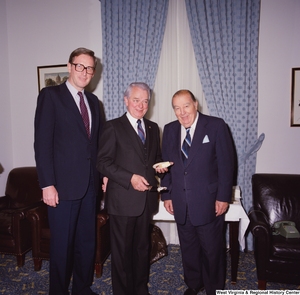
left=181, top=112, right=199, bottom=142
left=66, top=80, right=85, bottom=99
left=65, top=81, right=92, bottom=127
left=126, top=112, right=145, bottom=133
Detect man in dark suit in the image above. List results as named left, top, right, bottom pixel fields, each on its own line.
left=34, top=48, right=102, bottom=295
left=97, top=82, right=167, bottom=295
left=161, top=90, right=235, bottom=295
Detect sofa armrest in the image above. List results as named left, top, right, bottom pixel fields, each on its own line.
left=248, top=207, right=272, bottom=273
left=248, top=207, right=271, bottom=238
left=0, top=196, right=10, bottom=209
left=26, top=203, right=49, bottom=229
left=0, top=208, right=26, bottom=235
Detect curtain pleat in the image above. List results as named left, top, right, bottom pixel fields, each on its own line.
left=101, top=0, right=169, bottom=119
left=185, top=0, right=263, bottom=250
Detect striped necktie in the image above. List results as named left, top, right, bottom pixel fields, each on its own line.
left=181, top=127, right=191, bottom=162
left=78, top=91, right=90, bottom=138
left=137, top=119, right=145, bottom=144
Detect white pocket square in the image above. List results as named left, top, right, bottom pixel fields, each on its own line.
left=202, top=135, right=209, bottom=143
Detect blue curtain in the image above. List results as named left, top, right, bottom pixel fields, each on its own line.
left=185, top=0, right=264, bottom=250
left=100, top=0, right=169, bottom=120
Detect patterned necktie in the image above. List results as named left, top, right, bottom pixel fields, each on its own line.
left=181, top=127, right=191, bottom=162
left=137, top=119, right=145, bottom=144
left=78, top=91, right=90, bottom=138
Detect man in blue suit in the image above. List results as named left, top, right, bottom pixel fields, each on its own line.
left=161, top=90, right=235, bottom=295
left=34, top=48, right=102, bottom=295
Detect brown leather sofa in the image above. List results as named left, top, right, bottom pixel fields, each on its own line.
left=27, top=203, right=111, bottom=277
left=248, top=173, right=300, bottom=289
left=0, top=167, right=42, bottom=266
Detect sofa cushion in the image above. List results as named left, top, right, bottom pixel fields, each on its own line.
left=271, top=234, right=300, bottom=259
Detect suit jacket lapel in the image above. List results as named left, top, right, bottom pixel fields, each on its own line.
left=61, top=83, right=79, bottom=114
left=170, top=122, right=184, bottom=166
left=61, top=83, right=89, bottom=138
left=184, top=113, right=208, bottom=167
left=60, top=83, right=97, bottom=139
left=86, top=93, right=97, bottom=139
left=120, top=115, right=145, bottom=161
left=175, top=123, right=183, bottom=165
left=144, top=119, right=153, bottom=155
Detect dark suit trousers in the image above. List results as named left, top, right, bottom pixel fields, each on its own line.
left=109, top=206, right=152, bottom=295
left=177, top=213, right=226, bottom=295
left=48, top=176, right=96, bottom=295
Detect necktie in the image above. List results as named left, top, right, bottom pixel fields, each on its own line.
left=181, top=127, right=191, bottom=162
left=78, top=91, right=90, bottom=138
left=137, top=119, right=145, bottom=144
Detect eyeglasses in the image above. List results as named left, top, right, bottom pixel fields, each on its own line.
left=72, top=63, right=95, bottom=75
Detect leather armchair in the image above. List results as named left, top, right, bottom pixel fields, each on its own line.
left=27, top=203, right=111, bottom=277
left=0, top=167, right=42, bottom=266
left=248, top=173, right=300, bottom=289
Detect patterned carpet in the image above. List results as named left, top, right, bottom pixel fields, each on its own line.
left=0, top=245, right=299, bottom=295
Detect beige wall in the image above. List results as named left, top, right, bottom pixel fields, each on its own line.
left=0, top=0, right=300, bottom=194
left=0, top=0, right=102, bottom=193
left=0, top=0, right=12, bottom=193
left=257, top=0, right=300, bottom=173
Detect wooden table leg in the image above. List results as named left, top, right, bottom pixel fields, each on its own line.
left=229, top=221, right=239, bottom=284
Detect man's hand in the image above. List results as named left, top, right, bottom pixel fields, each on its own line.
left=42, top=185, right=59, bottom=207
left=102, top=177, right=108, bottom=192
left=215, top=200, right=229, bottom=216
left=131, top=174, right=149, bottom=191
left=154, top=161, right=174, bottom=174
left=164, top=200, right=174, bottom=215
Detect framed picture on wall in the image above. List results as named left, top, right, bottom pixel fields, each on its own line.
left=37, top=64, right=68, bottom=92
left=291, top=67, right=300, bottom=126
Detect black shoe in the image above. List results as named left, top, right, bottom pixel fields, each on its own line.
left=183, top=286, right=204, bottom=295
